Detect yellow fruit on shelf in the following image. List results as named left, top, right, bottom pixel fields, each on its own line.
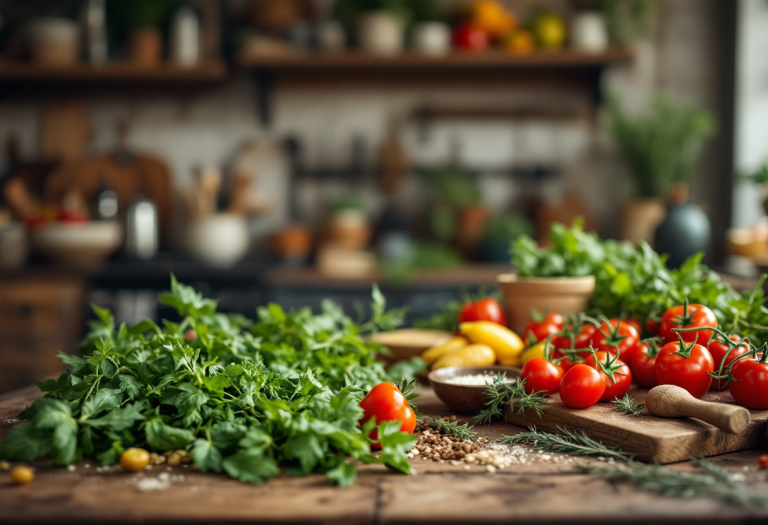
left=459, top=321, right=524, bottom=365
left=422, top=336, right=468, bottom=364
left=432, top=344, right=497, bottom=369
left=471, top=0, right=517, bottom=40
left=505, top=30, right=535, bottom=55
left=533, top=11, right=567, bottom=51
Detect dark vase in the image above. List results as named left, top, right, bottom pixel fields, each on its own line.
left=654, top=201, right=711, bottom=268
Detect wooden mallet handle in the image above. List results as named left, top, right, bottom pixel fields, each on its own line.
left=645, top=384, right=751, bottom=434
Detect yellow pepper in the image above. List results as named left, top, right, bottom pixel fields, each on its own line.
left=459, top=321, right=524, bottom=366
left=432, top=344, right=496, bottom=370
left=421, top=336, right=468, bottom=364
left=521, top=340, right=547, bottom=365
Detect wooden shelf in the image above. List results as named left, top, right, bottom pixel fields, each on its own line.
left=240, top=49, right=633, bottom=126
left=239, top=49, right=633, bottom=70
left=0, top=61, right=227, bottom=82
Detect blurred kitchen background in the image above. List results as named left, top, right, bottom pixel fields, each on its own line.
left=0, top=0, right=767, bottom=393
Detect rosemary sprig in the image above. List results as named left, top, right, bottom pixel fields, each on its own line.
left=498, top=426, right=635, bottom=463
left=427, top=418, right=477, bottom=442
left=473, top=376, right=547, bottom=426
left=578, top=458, right=768, bottom=508
left=612, top=394, right=645, bottom=417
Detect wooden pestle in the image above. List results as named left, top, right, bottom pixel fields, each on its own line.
left=645, top=384, right=751, bottom=434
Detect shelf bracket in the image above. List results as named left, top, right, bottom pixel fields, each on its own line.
left=253, top=68, right=274, bottom=128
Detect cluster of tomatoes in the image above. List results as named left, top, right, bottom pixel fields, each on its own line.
left=520, top=303, right=768, bottom=410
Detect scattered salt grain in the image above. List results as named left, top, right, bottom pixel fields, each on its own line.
left=444, top=373, right=516, bottom=386
left=135, top=478, right=170, bottom=492
left=67, top=465, right=76, bottom=472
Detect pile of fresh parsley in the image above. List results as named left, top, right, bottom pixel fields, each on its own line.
left=513, top=220, right=768, bottom=345
left=0, top=276, right=418, bottom=486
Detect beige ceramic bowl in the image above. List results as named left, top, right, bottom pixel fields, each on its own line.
left=497, top=273, right=595, bottom=334
left=428, top=365, right=521, bottom=415
left=31, top=221, right=122, bottom=266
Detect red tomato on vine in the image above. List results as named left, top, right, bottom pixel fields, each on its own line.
left=708, top=334, right=750, bottom=391
left=359, top=382, right=416, bottom=448
left=630, top=339, right=662, bottom=388
left=523, top=311, right=564, bottom=344
left=584, top=351, right=632, bottom=401
left=590, top=319, right=640, bottom=363
left=521, top=357, right=564, bottom=396
left=729, top=353, right=768, bottom=409
left=558, top=364, right=605, bottom=409
left=659, top=302, right=717, bottom=344
left=655, top=338, right=714, bottom=399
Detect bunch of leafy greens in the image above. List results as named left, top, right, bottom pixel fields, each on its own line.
left=513, top=221, right=768, bottom=345
left=0, top=276, right=418, bottom=486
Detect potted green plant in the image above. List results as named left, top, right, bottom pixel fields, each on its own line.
left=108, top=0, right=178, bottom=67
left=498, top=220, right=597, bottom=333
left=426, top=163, right=486, bottom=256
left=480, top=213, right=534, bottom=263
left=608, top=94, right=715, bottom=245
left=322, top=192, right=371, bottom=249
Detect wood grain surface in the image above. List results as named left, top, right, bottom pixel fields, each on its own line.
left=1, top=386, right=768, bottom=524
left=505, top=387, right=768, bottom=463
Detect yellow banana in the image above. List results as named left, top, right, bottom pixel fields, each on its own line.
left=459, top=321, right=524, bottom=366
left=432, top=344, right=496, bottom=369
left=421, top=336, right=468, bottom=364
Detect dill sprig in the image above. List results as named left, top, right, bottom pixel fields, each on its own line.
left=578, top=458, right=768, bottom=508
left=427, top=418, right=477, bottom=442
left=473, top=376, right=547, bottom=426
left=612, top=394, right=645, bottom=417
left=498, top=426, right=635, bottom=463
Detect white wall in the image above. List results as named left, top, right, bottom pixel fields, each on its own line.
left=0, top=0, right=731, bottom=241
left=733, top=0, right=768, bottom=228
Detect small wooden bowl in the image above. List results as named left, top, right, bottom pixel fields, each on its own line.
left=428, top=365, right=521, bottom=415
left=371, top=329, right=452, bottom=365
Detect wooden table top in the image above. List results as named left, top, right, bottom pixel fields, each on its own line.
left=1, top=385, right=768, bottom=524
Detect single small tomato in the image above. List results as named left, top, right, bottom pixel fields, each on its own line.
left=523, top=311, right=564, bottom=344
left=708, top=335, right=750, bottom=391
left=729, top=355, right=768, bottom=409
left=630, top=339, right=662, bottom=388
left=120, top=448, right=150, bottom=472
left=521, top=357, right=564, bottom=396
left=656, top=339, right=714, bottom=399
left=359, top=382, right=417, bottom=448
left=11, top=465, right=34, bottom=485
left=590, top=319, right=640, bottom=363
left=625, top=317, right=643, bottom=334
left=660, top=303, right=717, bottom=344
left=559, top=364, right=606, bottom=409
left=458, top=298, right=507, bottom=327
left=645, top=313, right=661, bottom=337
left=583, top=351, right=632, bottom=401
left=452, top=23, right=489, bottom=51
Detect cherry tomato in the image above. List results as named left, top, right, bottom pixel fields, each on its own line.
left=758, top=454, right=768, bottom=469
left=452, top=23, right=489, bottom=51
left=729, top=356, right=768, bottom=409
left=558, top=364, right=606, bottom=409
left=523, top=312, right=564, bottom=344
left=645, top=314, right=660, bottom=337
left=708, top=335, right=750, bottom=391
left=552, top=322, right=596, bottom=372
left=11, top=465, right=34, bottom=485
left=656, top=340, right=714, bottom=398
left=521, top=357, right=564, bottom=396
left=583, top=351, right=632, bottom=401
left=590, top=319, right=640, bottom=363
left=625, top=317, right=642, bottom=334
left=58, top=209, right=90, bottom=223
left=660, top=303, right=717, bottom=344
left=359, top=382, right=416, bottom=448
left=458, top=298, right=507, bottom=327
left=630, top=340, right=661, bottom=388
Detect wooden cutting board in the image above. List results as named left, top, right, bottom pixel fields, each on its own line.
left=505, top=388, right=768, bottom=464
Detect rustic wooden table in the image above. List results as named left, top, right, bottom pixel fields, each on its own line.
left=1, top=385, right=768, bottom=524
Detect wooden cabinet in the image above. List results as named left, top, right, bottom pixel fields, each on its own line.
left=0, top=277, right=85, bottom=394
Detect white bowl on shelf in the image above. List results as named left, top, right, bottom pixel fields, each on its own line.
left=31, top=221, right=122, bottom=266
left=185, top=214, right=250, bottom=267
